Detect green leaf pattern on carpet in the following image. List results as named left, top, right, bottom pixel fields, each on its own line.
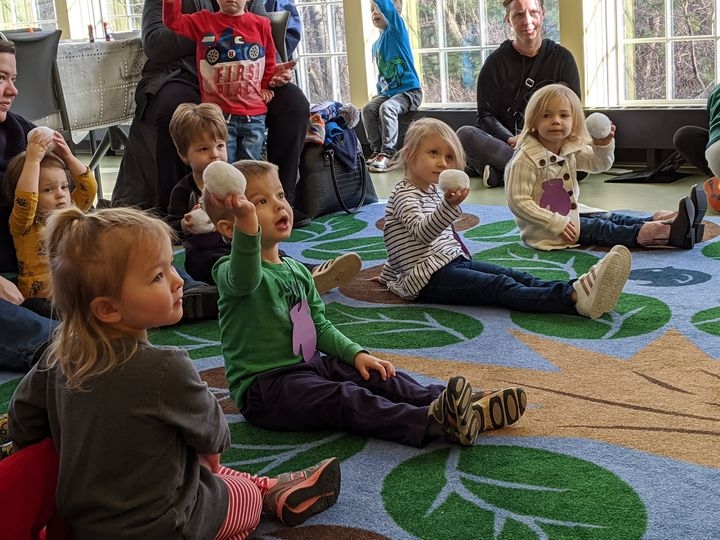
left=383, top=446, right=646, bottom=539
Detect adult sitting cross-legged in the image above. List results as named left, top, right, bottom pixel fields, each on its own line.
left=456, top=0, right=580, bottom=188
left=111, top=0, right=312, bottom=225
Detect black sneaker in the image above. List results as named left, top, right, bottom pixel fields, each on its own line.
left=182, top=284, right=219, bottom=321
left=690, top=183, right=707, bottom=242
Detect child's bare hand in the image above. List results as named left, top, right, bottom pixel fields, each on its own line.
left=354, top=352, right=396, bottom=381
left=592, top=124, right=616, bottom=147
left=260, top=88, right=274, bottom=104
left=26, top=131, right=54, bottom=161
left=444, top=186, right=470, bottom=207
left=25, top=140, right=50, bottom=162
left=559, top=220, right=577, bottom=243
left=51, top=132, right=72, bottom=160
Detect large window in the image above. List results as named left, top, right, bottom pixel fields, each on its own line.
left=412, top=0, right=559, bottom=106
left=0, top=0, right=56, bottom=31
left=619, top=0, right=717, bottom=103
left=3, top=1, right=717, bottom=107
left=294, top=0, right=350, bottom=104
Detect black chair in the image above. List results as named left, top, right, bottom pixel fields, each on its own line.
left=1, top=29, right=72, bottom=145
left=267, top=10, right=290, bottom=62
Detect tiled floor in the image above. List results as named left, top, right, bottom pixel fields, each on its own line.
left=90, top=153, right=713, bottom=216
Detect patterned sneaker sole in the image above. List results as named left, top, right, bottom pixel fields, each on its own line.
left=313, top=253, right=362, bottom=295
left=445, top=375, right=480, bottom=446
left=475, top=387, right=527, bottom=433
left=279, top=457, right=342, bottom=527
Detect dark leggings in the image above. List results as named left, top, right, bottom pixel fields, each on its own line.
left=673, top=125, right=712, bottom=176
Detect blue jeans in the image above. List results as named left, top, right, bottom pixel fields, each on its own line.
left=226, top=114, right=266, bottom=161
left=417, top=257, right=576, bottom=314
left=0, top=299, right=57, bottom=371
left=579, top=212, right=652, bottom=248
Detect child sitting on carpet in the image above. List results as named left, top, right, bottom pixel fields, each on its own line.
left=380, top=117, right=631, bottom=320
left=505, top=83, right=707, bottom=251
left=168, top=101, right=361, bottom=293
left=7, top=206, right=341, bottom=537
left=203, top=159, right=527, bottom=448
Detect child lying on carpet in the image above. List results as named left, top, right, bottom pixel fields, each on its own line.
left=167, top=101, right=361, bottom=294
left=505, top=83, right=707, bottom=250
left=203, top=159, right=526, bottom=448
left=380, top=117, right=632, bottom=320
left=5, top=206, right=340, bottom=538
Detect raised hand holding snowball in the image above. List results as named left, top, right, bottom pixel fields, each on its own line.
left=203, top=161, right=247, bottom=199
left=26, top=126, right=56, bottom=153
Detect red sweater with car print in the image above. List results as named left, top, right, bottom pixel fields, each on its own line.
left=163, top=2, right=276, bottom=116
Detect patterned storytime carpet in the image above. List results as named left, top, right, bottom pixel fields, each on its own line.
left=2, top=202, right=720, bottom=539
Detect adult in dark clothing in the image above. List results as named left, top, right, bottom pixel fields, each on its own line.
left=0, top=38, right=58, bottom=370
left=111, top=0, right=310, bottom=220
left=456, top=0, right=580, bottom=187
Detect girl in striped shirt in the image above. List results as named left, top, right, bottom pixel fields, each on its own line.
left=380, top=117, right=631, bottom=320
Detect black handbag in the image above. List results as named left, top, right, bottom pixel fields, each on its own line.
left=295, top=131, right=378, bottom=219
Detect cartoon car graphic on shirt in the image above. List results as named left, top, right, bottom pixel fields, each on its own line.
left=201, top=28, right=264, bottom=66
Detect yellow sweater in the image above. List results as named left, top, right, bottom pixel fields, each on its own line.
left=9, top=169, right=97, bottom=298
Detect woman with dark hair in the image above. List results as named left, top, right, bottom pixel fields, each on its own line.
left=0, top=38, right=58, bottom=371
left=112, top=0, right=312, bottom=225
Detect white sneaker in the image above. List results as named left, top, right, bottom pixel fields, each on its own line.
left=311, top=252, right=362, bottom=294
left=366, top=152, right=379, bottom=166
left=368, top=154, right=391, bottom=172
left=573, top=245, right=631, bottom=319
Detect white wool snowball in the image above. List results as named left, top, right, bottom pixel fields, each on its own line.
left=26, top=126, right=56, bottom=152
left=438, top=169, right=470, bottom=192
left=186, top=207, right=215, bottom=234
left=585, top=112, right=612, bottom=139
left=203, top=161, right=247, bottom=199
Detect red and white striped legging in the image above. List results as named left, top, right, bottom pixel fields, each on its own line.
left=214, top=465, right=272, bottom=540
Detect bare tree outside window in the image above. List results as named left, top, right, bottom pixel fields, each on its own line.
left=621, top=0, right=716, bottom=102
left=413, top=0, right=558, bottom=106
left=294, top=0, right=350, bottom=104
left=0, top=0, right=56, bottom=31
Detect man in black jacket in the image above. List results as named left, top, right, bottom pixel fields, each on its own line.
left=457, top=0, right=580, bottom=187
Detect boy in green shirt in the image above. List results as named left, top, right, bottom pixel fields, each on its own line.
left=205, top=160, right=527, bottom=447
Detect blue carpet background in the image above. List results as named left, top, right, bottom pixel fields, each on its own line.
left=2, top=202, right=719, bottom=539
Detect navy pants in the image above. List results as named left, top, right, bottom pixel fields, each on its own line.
left=418, top=257, right=577, bottom=314
left=241, top=354, right=445, bottom=447
left=579, top=212, right=652, bottom=247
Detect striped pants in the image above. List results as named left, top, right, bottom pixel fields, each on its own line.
left=214, top=465, right=272, bottom=540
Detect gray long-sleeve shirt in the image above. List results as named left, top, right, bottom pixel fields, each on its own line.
left=9, top=340, right=230, bottom=539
